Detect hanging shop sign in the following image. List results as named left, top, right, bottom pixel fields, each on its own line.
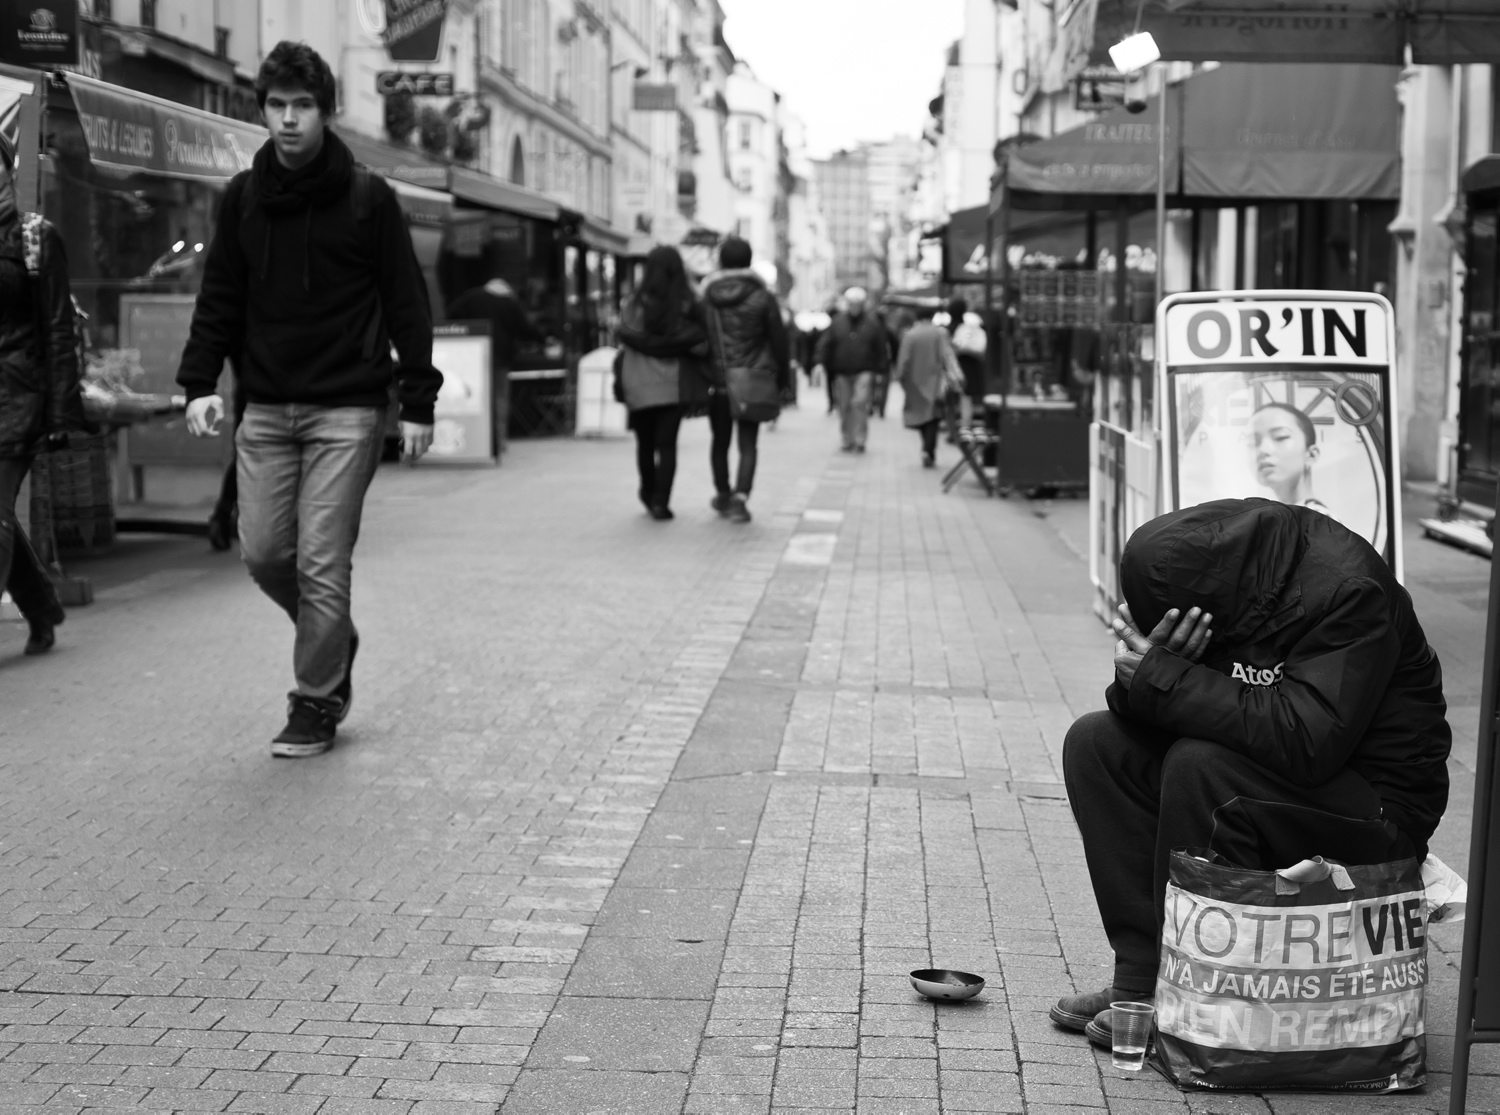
left=375, top=71, right=454, bottom=97
left=384, top=0, right=447, bottom=63
left=1158, top=291, right=1401, bottom=573
left=67, top=74, right=266, bottom=181
left=632, top=83, right=678, bottom=112
left=0, top=1, right=79, bottom=66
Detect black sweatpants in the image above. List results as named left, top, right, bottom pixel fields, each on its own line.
left=918, top=419, right=940, bottom=458
left=1062, top=710, right=1413, bottom=995
left=631, top=404, right=683, bottom=507
left=708, top=394, right=760, bottom=496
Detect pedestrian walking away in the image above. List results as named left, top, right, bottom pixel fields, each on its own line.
left=1051, top=498, right=1451, bottom=1046
left=814, top=286, right=888, bottom=453
left=177, top=41, right=442, bottom=758
left=701, top=236, right=790, bottom=524
left=447, top=277, right=545, bottom=457
left=613, top=245, right=712, bottom=520
left=0, top=132, right=89, bottom=656
left=895, top=305, right=962, bottom=468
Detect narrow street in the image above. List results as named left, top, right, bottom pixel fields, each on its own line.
left=0, top=394, right=1493, bottom=1114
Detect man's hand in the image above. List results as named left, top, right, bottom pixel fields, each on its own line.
left=186, top=395, right=224, bottom=438
left=1111, top=603, right=1213, bottom=689
left=400, top=421, right=433, bottom=464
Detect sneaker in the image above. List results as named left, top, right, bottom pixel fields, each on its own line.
left=271, top=696, right=337, bottom=758
left=648, top=504, right=674, bottom=521
left=1051, top=986, right=1129, bottom=1032
left=728, top=494, right=752, bottom=523
left=331, top=630, right=359, bottom=724
left=711, top=492, right=733, bottom=515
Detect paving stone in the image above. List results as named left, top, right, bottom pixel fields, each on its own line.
left=528, top=996, right=709, bottom=1071
left=503, top=1067, right=689, bottom=1113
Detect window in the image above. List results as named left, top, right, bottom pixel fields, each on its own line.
left=94, top=0, right=112, bottom=18
left=140, top=0, right=156, bottom=29
left=214, top=27, right=230, bottom=59
left=738, top=121, right=752, bottom=150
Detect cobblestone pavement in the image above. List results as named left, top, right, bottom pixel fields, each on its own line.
left=0, top=392, right=1494, bottom=1112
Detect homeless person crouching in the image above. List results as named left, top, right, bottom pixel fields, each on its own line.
left=1051, top=498, right=1451, bottom=1042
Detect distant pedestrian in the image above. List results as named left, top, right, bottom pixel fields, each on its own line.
left=813, top=287, right=889, bottom=453
left=947, top=298, right=988, bottom=426
left=0, top=133, right=89, bottom=655
left=615, top=245, right=711, bottom=520
left=701, top=237, right=790, bottom=524
left=896, top=306, right=961, bottom=468
left=447, top=278, right=544, bottom=455
left=870, top=305, right=906, bottom=420
left=178, top=41, right=442, bottom=758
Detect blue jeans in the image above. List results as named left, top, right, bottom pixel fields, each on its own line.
left=833, top=371, right=874, bottom=449
left=236, top=404, right=385, bottom=705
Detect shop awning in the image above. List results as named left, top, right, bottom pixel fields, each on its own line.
left=945, top=206, right=1092, bottom=281
left=337, top=129, right=450, bottom=191
left=390, top=180, right=452, bottom=228
left=577, top=215, right=630, bottom=254
left=65, top=73, right=265, bottom=181
left=1004, top=63, right=1400, bottom=207
left=1087, top=0, right=1500, bottom=66
left=450, top=166, right=560, bottom=222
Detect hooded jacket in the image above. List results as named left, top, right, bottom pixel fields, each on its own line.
left=701, top=269, right=790, bottom=393
left=177, top=131, right=442, bottom=424
left=1111, top=498, right=1450, bottom=852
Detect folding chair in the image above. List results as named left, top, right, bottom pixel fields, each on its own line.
left=941, top=424, right=998, bottom=497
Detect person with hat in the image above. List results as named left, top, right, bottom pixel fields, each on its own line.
left=0, top=131, right=90, bottom=655
left=813, top=287, right=889, bottom=453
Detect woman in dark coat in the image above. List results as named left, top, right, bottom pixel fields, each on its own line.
left=0, top=134, right=88, bottom=653
left=615, top=246, right=710, bottom=520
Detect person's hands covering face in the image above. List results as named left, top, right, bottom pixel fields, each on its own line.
left=1111, top=603, right=1213, bottom=689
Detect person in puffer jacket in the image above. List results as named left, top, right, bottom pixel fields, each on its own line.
left=700, top=238, right=789, bottom=523
left=1049, top=498, right=1451, bottom=1045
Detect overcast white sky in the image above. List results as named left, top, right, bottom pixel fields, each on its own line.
left=717, top=0, right=966, bottom=158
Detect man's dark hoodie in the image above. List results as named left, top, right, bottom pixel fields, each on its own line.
left=701, top=268, right=790, bottom=393
left=1110, top=498, right=1450, bottom=853
left=177, top=131, right=441, bottom=423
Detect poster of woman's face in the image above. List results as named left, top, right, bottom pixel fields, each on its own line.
left=1170, top=369, right=1389, bottom=556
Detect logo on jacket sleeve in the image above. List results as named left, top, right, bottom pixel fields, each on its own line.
left=1230, top=661, right=1285, bottom=686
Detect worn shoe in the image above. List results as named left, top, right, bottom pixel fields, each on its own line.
left=331, top=631, right=359, bottom=724
left=1050, top=986, right=1128, bottom=1032
left=1085, top=1009, right=1114, bottom=1049
left=711, top=492, right=734, bottom=515
left=922, top=452, right=936, bottom=468
left=22, top=604, right=65, bottom=656
left=727, top=494, right=752, bottom=523
left=854, top=444, right=867, bottom=454
left=648, top=504, right=674, bottom=521
left=271, top=696, right=338, bottom=758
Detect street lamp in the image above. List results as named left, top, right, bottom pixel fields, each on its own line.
left=1110, top=31, right=1166, bottom=313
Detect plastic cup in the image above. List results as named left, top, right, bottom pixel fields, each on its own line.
left=1110, top=1001, right=1155, bottom=1071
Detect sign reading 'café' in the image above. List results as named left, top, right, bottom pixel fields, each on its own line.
left=1, top=1, right=80, bottom=66
left=384, top=0, right=448, bottom=63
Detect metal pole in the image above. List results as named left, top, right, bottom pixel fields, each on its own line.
left=1449, top=476, right=1500, bottom=1114
left=1153, top=62, right=1167, bottom=312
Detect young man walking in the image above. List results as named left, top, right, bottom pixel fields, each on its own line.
left=701, top=237, right=790, bottom=523
left=813, top=287, right=888, bottom=453
left=178, top=41, right=441, bottom=757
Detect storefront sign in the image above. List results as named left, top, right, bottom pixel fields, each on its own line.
left=376, top=71, right=453, bottom=97
left=632, top=83, right=677, bottom=112
left=67, top=74, right=265, bottom=182
left=1159, top=291, right=1400, bottom=572
left=384, top=0, right=447, bottom=63
left=0, top=1, right=78, bottom=66
left=430, top=321, right=495, bottom=463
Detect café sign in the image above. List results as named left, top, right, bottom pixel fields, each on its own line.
left=67, top=74, right=266, bottom=182
left=376, top=71, right=454, bottom=97
left=0, top=1, right=79, bottom=66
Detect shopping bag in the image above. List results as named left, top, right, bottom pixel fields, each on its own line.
left=1152, top=850, right=1427, bottom=1093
